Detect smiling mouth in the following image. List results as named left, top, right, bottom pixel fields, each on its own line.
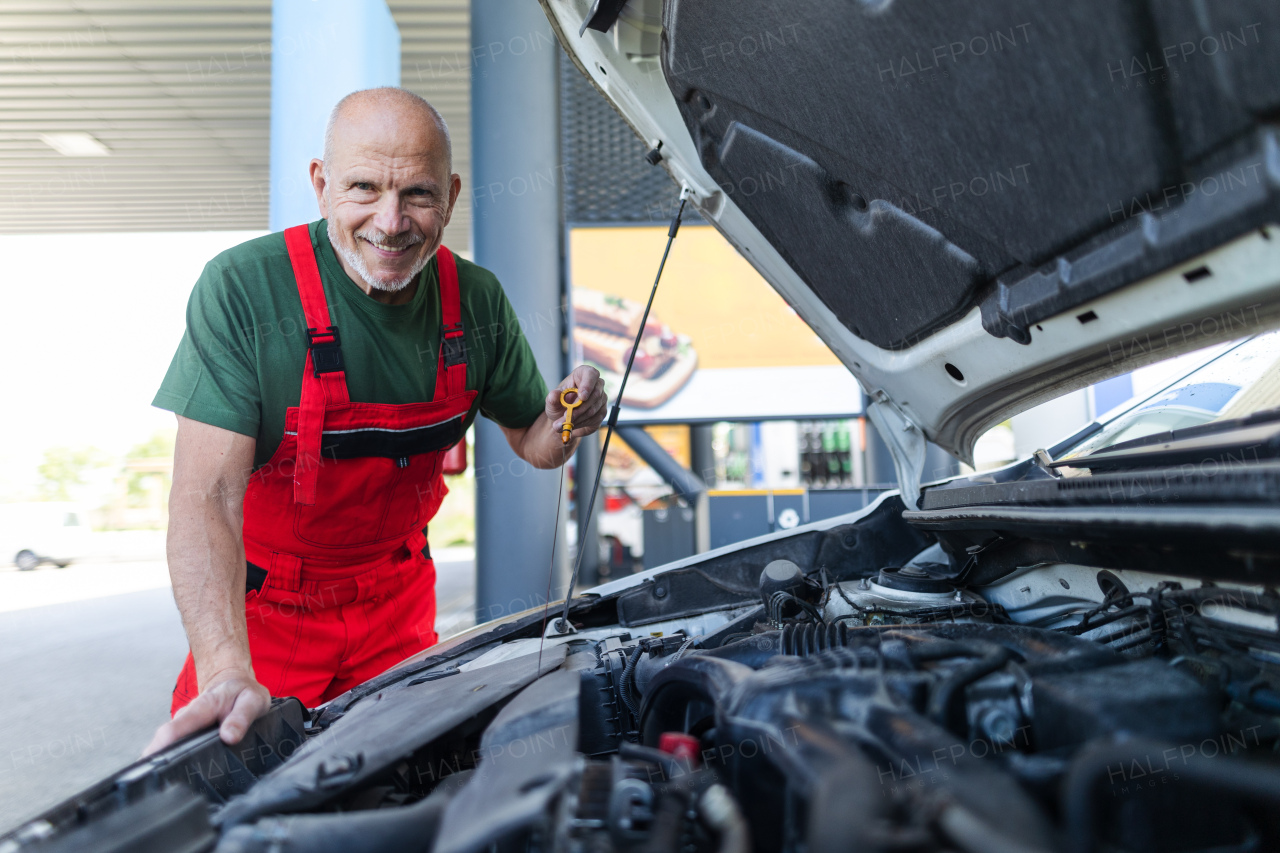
left=360, top=236, right=420, bottom=256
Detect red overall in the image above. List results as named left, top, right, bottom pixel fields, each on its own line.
left=172, top=225, right=476, bottom=713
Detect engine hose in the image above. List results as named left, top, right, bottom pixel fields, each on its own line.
left=215, top=789, right=450, bottom=853
left=1227, top=683, right=1280, bottom=714
left=698, top=635, right=781, bottom=668
left=770, top=591, right=824, bottom=624
left=926, top=645, right=1017, bottom=728
left=618, top=643, right=645, bottom=720
left=937, top=803, right=1051, bottom=853
left=780, top=622, right=850, bottom=656
left=798, top=646, right=896, bottom=672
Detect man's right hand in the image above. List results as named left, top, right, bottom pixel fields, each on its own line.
left=143, top=670, right=271, bottom=756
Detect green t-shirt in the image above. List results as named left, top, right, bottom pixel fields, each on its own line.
left=154, top=220, right=549, bottom=468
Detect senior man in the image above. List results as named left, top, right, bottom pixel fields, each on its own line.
left=145, top=87, right=605, bottom=753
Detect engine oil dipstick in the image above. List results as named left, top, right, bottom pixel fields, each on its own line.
left=559, top=388, right=582, bottom=444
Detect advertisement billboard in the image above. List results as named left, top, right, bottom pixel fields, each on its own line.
left=569, top=225, right=863, bottom=424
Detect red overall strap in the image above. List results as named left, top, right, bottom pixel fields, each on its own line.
left=284, top=225, right=350, bottom=505
left=435, top=246, right=467, bottom=400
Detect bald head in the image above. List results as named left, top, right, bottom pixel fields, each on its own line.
left=323, top=87, right=452, bottom=175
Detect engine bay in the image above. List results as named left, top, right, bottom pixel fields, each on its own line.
left=8, top=496, right=1280, bottom=853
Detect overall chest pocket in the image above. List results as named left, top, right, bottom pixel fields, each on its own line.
left=293, top=454, right=404, bottom=547
left=375, top=451, right=449, bottom=541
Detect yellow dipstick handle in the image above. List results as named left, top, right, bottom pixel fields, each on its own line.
left=560, top=388, right=582, bottom=444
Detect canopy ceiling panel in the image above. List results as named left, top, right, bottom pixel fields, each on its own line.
left=0, top=0, right=471, bottom=247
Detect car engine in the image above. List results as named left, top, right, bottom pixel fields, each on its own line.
left=7, top=498, right=1280, bottom=853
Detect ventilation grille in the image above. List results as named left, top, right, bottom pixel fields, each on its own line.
left=559, top=51, right=695, bottom=225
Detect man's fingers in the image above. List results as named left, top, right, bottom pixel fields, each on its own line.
left=570, top=401, right=608, bottom=437
left=142, top=724, right=175, bottom=757
left=173, top=697, right=222, bottom=738
left=141, top=676, right=270, bottom=756
left=548, top=367, right=606, bottom=441
left=575, top=403, right=607, bottom=432
left=565, top=367, right=602, bottom=400
left=559, top=402, right=604, bottom=432
left=572, top=376, right=604, bottom=410
left=579, top=390, right=608, bottom=420
left=578, top=409, right=605, bottom=433
left=219, top=687, right=269, bottom=745
left=142, top=695, right=220, bottom=756
left=574, top=369, right=597, bottom=400
left=581, top=369, right=603, bottom=403
left=581, top=392, right=608, bottom=422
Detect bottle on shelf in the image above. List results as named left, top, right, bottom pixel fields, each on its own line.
left=836, top=420, right=854, bottom=487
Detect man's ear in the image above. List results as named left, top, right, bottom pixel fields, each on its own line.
left=442, top=173, right=462, bottom=228
left=309, top=159, right=329, bottom=217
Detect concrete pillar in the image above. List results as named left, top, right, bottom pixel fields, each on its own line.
left=690, top=424, right=716, bottom=487
left=575, top=432, right=602, bottom=588
left=471, top=0, right=567, bottom=622
left=269, top=0, right=400, bottom=231
left=689, top=423, right=716, bottom=553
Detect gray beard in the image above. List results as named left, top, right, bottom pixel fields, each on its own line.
left=327, top=218, right=429, bottom=293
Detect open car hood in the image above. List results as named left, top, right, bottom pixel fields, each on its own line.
left=542, top=0, right=1280, bottom=492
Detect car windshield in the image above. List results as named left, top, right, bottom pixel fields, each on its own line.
left=1062, top=330, right=1280, bottom=458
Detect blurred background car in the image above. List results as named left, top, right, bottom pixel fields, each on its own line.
left=0, top=503, right=90, bottom=571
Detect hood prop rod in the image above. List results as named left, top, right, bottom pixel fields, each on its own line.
left=548, top=191, right=688, bottom=638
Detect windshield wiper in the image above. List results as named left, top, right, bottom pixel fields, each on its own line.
left=1052, top=412, right=1280, bottom=472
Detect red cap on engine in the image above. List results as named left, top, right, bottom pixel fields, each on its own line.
left=657, top=732, right=701, bottom=765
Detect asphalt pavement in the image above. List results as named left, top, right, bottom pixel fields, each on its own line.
left=0, top=552, right=476, bottom=834
left=0, top=586, right=185, bottom=833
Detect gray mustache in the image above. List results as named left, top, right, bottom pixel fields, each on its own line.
left=357, top=232, right=423, bottom=250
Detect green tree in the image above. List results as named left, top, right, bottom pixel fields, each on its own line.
left=127, top=431, right=175, bottom=461
left=37, top=446, right=109, bottom=501
left=124, top=430, right=176, bottom=507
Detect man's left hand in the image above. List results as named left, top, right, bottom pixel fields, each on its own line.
left=501, top=365, right=609, bottom=468
left=547, top=365, right=608, bottom=442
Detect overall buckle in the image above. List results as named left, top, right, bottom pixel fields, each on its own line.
left=306, top=326, right=344, bottom=375
left=442, top=322, right=467, bottom=367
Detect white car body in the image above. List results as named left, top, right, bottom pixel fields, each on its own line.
left=0, top=502, right=91, bottom=569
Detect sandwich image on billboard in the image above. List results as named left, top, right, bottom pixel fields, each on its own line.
left=573, top=288, right=698, bottom=409
left=569, top=225, right=863, bottom=424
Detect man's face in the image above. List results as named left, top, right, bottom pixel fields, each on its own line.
left=311, top=108, right=461, bottom=293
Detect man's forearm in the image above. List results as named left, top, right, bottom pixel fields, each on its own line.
left=146, top=418, right=266, bottom=753
left=168, top=486, right=252, bottom=689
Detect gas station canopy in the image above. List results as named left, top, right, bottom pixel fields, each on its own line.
left=0, top=1, right=471, bottom=247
